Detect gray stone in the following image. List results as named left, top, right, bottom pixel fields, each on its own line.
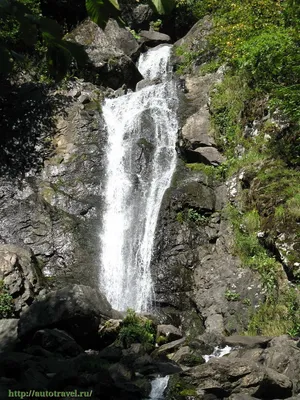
left=192, top=147, right=226, bottom=165
left=0, top=245, right=44, bottom=314
left=98, top=345, right=122, bottom=362
left=18, top=284, right=112, bottom=348
left=152, top=337, right=186, bottom=357
left=119, top=1, right=153, bottom=30
left=67, top=19, right=142, bottom=89
left=31, top=328, right=84, bottom=357
left=99, top=319, right=122, bottom=347
left=78, top=94, right=90, bottom=104
left=152, top=163, right=265, bottom=335
left=229, top=335, right=300, bottom=390
left=136, top=78, right=161, bottom=91
left=182, top=106, right=216, bottom=148
left=0, top=81, right=107, bottom=288
left=157, top=324, right=182, bottom=343
left=139, top=30, right=171, bottom=46
left=182, top=357, right=293, bottom=399
left=174, top=16, right=214, bottom=68
left=104, top=19, right=140, bottom=58
left=224, top=335, right=272, bottom=349
left=132, top=4, right=153, bottom=27
left=171, top=345, right=205, bottom=367
left=0, top=319, right=19, bottom=352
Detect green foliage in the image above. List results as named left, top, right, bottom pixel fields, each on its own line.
left=0, top=281, right=14, bottom=318
left=179, top=389, right=197, bottom=396
left=0, top=0, right=88, bottom=79
left=186, top=162, right=226, bottom=181
left=118, top=309, right=155, bottom=349
left=128, top=28, right=141, bottom=40
left=253, top=163, right=300, bottom=229
left=85, top=0, right=120, bottom=29
left=176, top=207, right=207, bottom=224
left=247, top=288, right=300, bottom=336
left=187, top=208, right=205, bottom=223
left=175, top=44, right=204, bottom=74
left=176, top=211, right=184, bottom=223
left=236, top=29, right=297, bottom=86
left=225, top=289, right=240, bottom=301
left=151, top=0, right=175, bottom=14
left=156, top=335, right=168, bottom=345
left=227, top=205, right=279, bottom=294
left=210, top=74, right=252, bottom=155
left=86, top=0, right=176, bottom=28
left=150, top=18, right=162, bottom=31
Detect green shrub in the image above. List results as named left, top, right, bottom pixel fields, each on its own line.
left=210, top=74, right=251, bottom=155
left=227, top=205, right=279, bottom=294
left=0, top=281, right=14, bottom=318
left=225, top=289, right=240, bottom=301
left=118, top=309, right=155, bottom=349
left=187, top=208, right=206, bottom=223
left=247, top=288, right=300, bottom=336
left=185, top=162, right=225, bottom=181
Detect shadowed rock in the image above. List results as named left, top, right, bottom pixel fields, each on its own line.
left=18, top=284, right=112, bottom=349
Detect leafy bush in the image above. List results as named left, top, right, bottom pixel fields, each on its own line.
left=247, top=288, right=300, bottom=336
left=210, top=74, right=251, bottom=155
left=227, top=206, right=280, bottom=294
left=0, top=281, right=14, bottom=318
left=225, top=289, right=240, bottom=301
left=118, top=309, right=155, bottom=349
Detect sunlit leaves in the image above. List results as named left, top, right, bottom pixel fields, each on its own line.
left=150, top=0, right=175, bottom=14
left=85, top=0, right=120, bottom=28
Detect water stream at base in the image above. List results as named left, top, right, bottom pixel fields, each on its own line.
left=100, top=45, right=178, bottom=312
left=148, top=376, right=169, bottom=400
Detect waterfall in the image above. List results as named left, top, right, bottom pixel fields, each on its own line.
left=149, top=376, right=169, bottom=400
left=100, top=45, right=178, bottom=312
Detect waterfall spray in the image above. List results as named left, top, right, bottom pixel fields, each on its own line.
left=100, top=45, right=178, bottom=312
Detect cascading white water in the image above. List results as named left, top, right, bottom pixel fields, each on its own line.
left=203, top=345, right=232, bottom=362
left=149, top=376, right=169, bottom=400
left=100, top=45, right=178, bottom=312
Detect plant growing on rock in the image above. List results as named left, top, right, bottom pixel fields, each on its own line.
left=117, top=308, right=155, bottom=349
left=225, top=289, right=240, bottom=301
left=0, top=280, right=14, bottom=318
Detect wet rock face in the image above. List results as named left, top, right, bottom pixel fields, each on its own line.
left=0, top=245, right=44, bottom=315
left=0, top=81, right=106, bottom=287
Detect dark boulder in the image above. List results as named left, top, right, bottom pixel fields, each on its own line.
left=186, top=147, right=226, bottom=165
left=139, top=30, right=171, bottom=47
left=0, top=319, right=19, bottom=352
left=104, top=19, right=140, bottom=59
left=67, top=19, right=142, bottom=89
left=18, top=284, right=112, bottom=349
left=157, top=324, right=183, bottom=343
left=119, top=0, right=154, bottom=31
left=30, top=328, right=84, bottom=358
